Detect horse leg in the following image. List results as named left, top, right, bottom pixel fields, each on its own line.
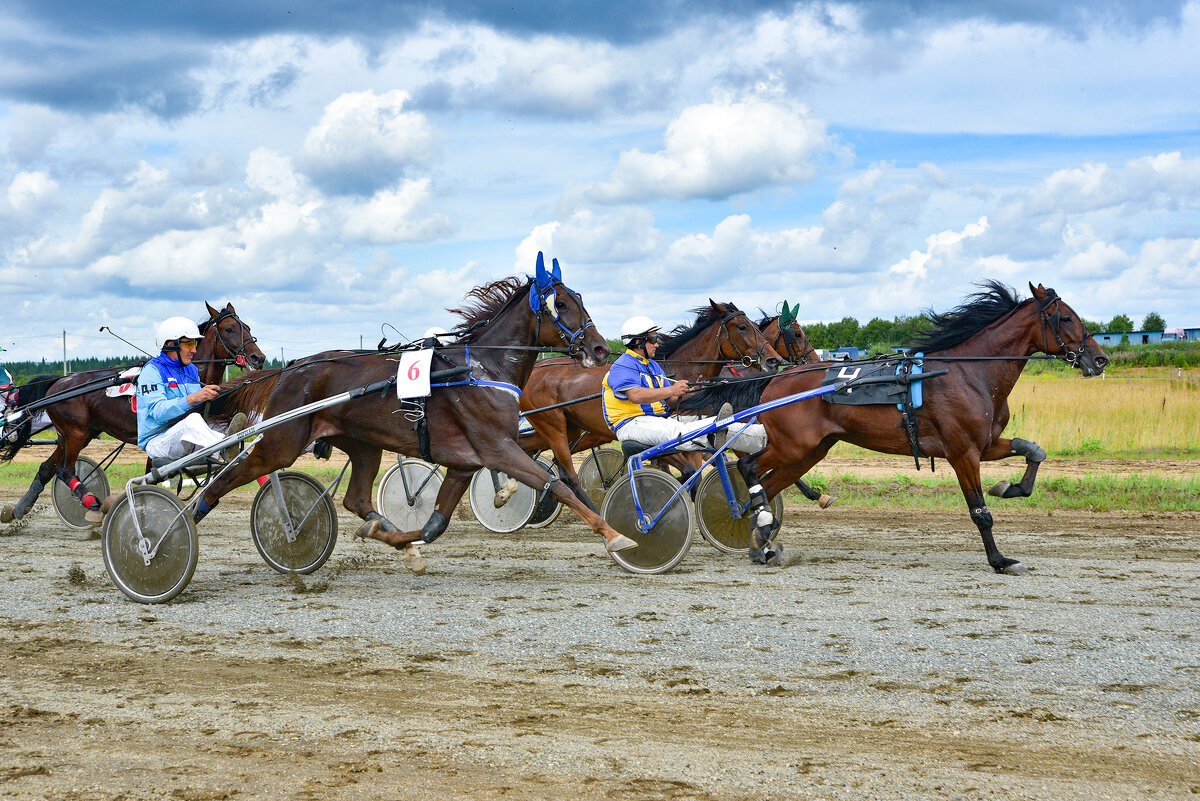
left=984, top=437, right=1046, bottom=499
left=793, top=477, right=836, bottom=509
left=738, top=441, right=835, bottom=565
left=54, top=431, right=103, bottom=524
left=359, top=467, right=473, bottom=559
left=547, top=431, right=599, bottom=513
left=948, top=451, right=1027, bottom=575
left=194, top=420, right=310, bottom=523
left=2, top=443, right=63, bottom=522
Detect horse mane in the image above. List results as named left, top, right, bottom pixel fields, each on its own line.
left=207, top=369, right=283, bottom=421
left=0, top=374, right=62, bottom=462
left=675, top=372, right=774, bottom=415
left=659, top=303, right=739, bottom=360
left=447, top=277, right=530, bottom=340
left=907, top=281, right=1024, bottom=354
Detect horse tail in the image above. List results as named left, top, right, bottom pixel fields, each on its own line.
left=208, top=369, right=284, bottom=422
left=677, top=373, right=773, bottom=415
left=0, top=374, right=62, bottom=462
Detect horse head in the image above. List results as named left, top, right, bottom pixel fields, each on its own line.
left=202, top=302, right=266, bottom=370
left=1029, top=284, right=1108, bottom=377
left=528, top=253, right=610, bottom=368
left=709, top=299, right=783, bottom=370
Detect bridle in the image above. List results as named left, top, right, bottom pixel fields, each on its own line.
left=1036, top=293, right=1089, bottom=369
left=770, top=319, right=818, bottom=365
left=198, top=308, right=258, bottom=368
left=530, top=278, right=595, bottom=360
left=716, top=310, right=773, bottom=368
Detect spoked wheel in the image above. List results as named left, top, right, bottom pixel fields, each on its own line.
left=600, top=468, right=695, bottom=574
left=468, top=468, right=536, bottom=533
left=526, top=457, right=563, bottom=529
left=250, top=471, right=338, bottom=574
left=577, top=448, right=626, bottom=510
left=52, top=455, right=110, bottom=530
left=376, top=458, right=444, bottom=532
left=101, top=485, right=197, bottom=604
left=695, top=466, right=784, bottom=554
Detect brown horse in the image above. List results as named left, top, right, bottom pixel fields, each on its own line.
left=685, top=282, right=1108, bottom=573
left=199, top=257, right=631, bottom=565
left=517, top=301, right=783, bottom=510
left=1, top=303, right=264, bottom=523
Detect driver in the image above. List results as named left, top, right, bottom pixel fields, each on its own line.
left=137, top=317, right=247, bottom=462
left=602, top=316, right=768, bottom=453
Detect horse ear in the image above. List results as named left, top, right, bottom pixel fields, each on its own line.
left=551, top=257, right=562, bottom=282
left=1029, top=282, right=1047, bottom=299
left=205, top=301, right=219, bottom=317
left=709, top=298, right=721, bottom=311
left=535, top=252, right=548, bottom=286
left=226, top=302, right=237, bottom=313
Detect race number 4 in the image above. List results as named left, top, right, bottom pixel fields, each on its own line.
left=396, top=350, right=434, bottom=399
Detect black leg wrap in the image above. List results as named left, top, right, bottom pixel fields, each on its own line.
left=312, top=439, right=333, bottom=460
left=1011, top=438, right=1046, bottom=463
left=15, top=478, right=46, bottom=517
left=420, top=510, right=450, bottom=544
left=193, top=497, right=219, bottom=524
left=970, top=505, right=994, bottom=530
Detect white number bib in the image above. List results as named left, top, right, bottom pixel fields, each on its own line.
left=396, top=350, right=434, bottom=399
left=105, top=366, right=142, bottom=398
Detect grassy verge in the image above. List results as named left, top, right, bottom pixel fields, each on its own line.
left=787, top=473, right=1200, bottom=513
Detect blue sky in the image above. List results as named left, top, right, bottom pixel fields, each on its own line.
left=2, top=0, right=1199, bottom=361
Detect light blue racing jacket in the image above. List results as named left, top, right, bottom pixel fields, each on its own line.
left=136, top=353, right=202, bottom=450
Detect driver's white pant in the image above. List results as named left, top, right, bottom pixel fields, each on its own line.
left=144, top=413, right=226, bottom=461
left=614, top=414, right=768, bottom=453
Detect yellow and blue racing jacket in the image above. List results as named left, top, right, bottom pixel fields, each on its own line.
left=602, top=349, right=671, bottom=432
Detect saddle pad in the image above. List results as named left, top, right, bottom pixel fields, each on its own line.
left=105, top=366, right=142, bottom=398
left=820, top=355, right=924, bottom=408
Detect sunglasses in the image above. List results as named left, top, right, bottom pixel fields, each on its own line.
left=644, top=335, right=661, bottom=344
left=179, top=340, right=200, bottom=350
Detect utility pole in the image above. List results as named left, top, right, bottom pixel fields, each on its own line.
left=280, top=347, right=285, bottom=367
left=62, top=330, right=68, bottom=375
left=360, top=334, right=363, bottom=350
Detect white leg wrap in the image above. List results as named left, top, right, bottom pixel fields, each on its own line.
left=756, top=509, right=775, bottom=527
left=749, top=484, right=763, bottom=495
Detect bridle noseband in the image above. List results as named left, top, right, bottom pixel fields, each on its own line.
left=1037, top=293, right=1089, bottom=369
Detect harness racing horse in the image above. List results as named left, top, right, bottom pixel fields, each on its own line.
left=199, top=255, right=631, bottom=566
left=517, top=301, right=784, bottom=510
left=685, top=282, right=1108, bottom=573
left=1, top=303, right=265, bottom=524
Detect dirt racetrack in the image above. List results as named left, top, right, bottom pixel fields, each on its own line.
left=2, top=454, right=1199, bottom=799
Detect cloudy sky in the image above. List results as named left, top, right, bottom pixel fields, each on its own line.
left=2, top=0, right=1199, bottom=362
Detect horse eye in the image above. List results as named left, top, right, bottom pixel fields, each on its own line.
left=738, top=324, right=747, bottom=331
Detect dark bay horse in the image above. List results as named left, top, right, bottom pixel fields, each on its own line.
left=684, top=282, right=1108, bottom=573
left=517, top=301, right=783, bottom=509
left=200, top=257, right=629, bottom=566
left=1, top=303, right=264, bottom=524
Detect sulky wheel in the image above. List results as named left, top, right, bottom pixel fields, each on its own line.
left=376, top=458, right=443, bottom=532
left=577, top=447, right=626, bottom=510
left=600, top=468, right=695, bottom=574
left=101, top=484, right=197, bottom=604
left=468, top=468, right=536, bottom=533
left=695, top=466, right=784, bottom=554
left=526, top=457, right=563, bottom=529
left=52, top=455, right=110, bottom=530
left=250, top=471, right=338, bottom=574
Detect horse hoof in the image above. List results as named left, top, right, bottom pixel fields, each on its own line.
left=493, top=478, right=519, bottom=508
left=401, top=545, right=426, bottom=575
left=1000, top=561, right=1029, bottom=576
left=0, top=505, right=14, bottom=524
left=101, top=495, right=119, bottom=515
left=605, top=534, right=638, bottom=553
left=355, top=519, right=382, bottom=540
left=818, top=494, right=836, bottom=509
left=987, top=481, right=1011, bottom=498
left=749, top=547, right=768, bottom=565
left=84, top=509, right=104, bottom=525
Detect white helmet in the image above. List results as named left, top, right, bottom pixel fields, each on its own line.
left=620, top=315, right=659, bottom=343
left=155, top=317, right=202, bottom=350
left=423, top=327, right=453, bottom=346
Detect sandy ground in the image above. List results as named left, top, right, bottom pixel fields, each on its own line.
left=2, top=444, right=1198, bottom=800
